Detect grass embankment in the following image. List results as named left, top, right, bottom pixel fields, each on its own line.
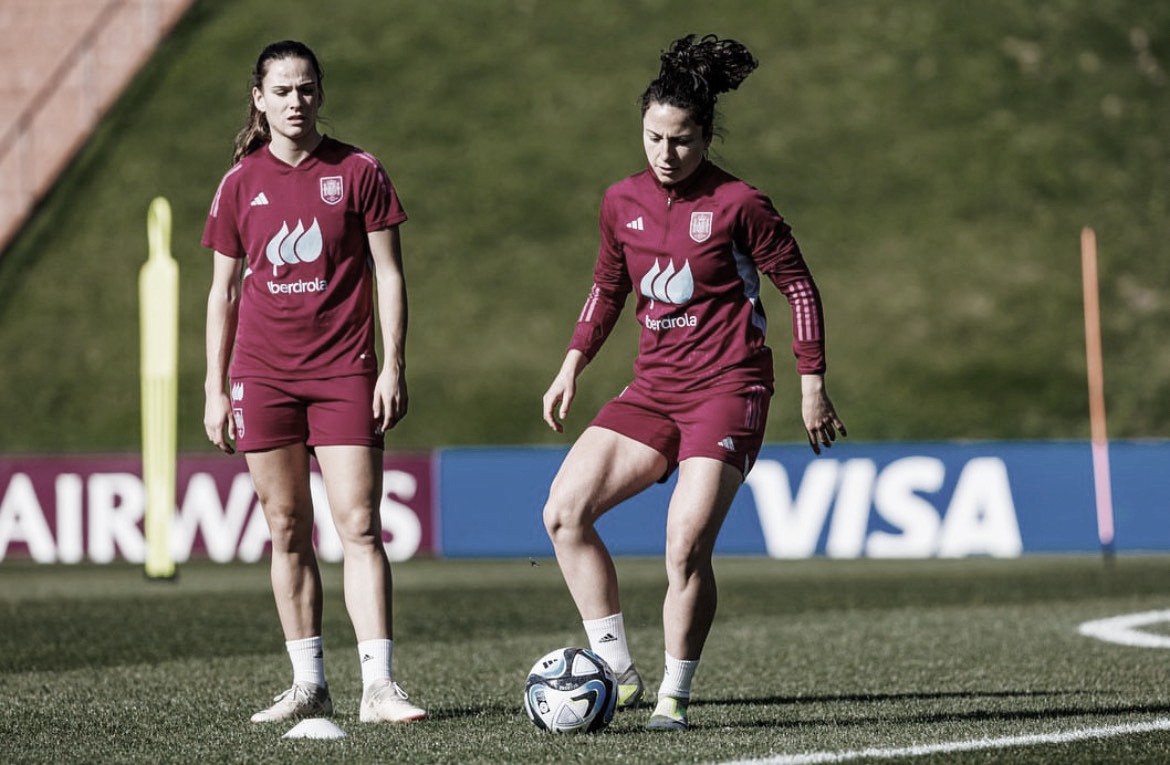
left=1, top=1, right=1167, bottom=452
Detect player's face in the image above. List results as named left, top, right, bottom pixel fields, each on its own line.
left=253, top=57, right=322, bottom=145
left=642, top=101, right=710, bottom=187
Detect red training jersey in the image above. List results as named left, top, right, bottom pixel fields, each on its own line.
left=569, top=160, right=826, bottom=393
left=202, top=136, right=407, bottom=380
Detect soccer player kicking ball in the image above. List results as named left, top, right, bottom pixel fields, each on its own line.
left=203, top=40, right=424, bottom=725
left=541, top=34, right=846, bottom=731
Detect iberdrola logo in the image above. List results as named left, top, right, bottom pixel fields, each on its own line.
left=639, top=258, right=694, bottom=307
left=266, top=219, right=322, bottom=276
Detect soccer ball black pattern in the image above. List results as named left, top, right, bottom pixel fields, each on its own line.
left=523, top=647, right=617, bottom=734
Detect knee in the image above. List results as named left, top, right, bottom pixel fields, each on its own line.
left=542, top=486, right=591, bottom=544
left=663, top=528, right=711, bottom=582
left=331, top=505, right=381, bottom=548
left=263, top=503, right=315, bottom=552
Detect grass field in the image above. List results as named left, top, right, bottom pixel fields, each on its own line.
left=1, top=1, right=1169, bottom=452
left=4, top=555, right=1170, bottom=763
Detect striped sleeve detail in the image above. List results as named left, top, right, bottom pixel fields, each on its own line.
left=355, top=151, right=392, bottom=194
left=568, top=283, right=624, bottom=360
left=208, top=163, right=243, bottom=219
left=578, top=284, right=601, bottom=323
left=780, top=277, right=823, bottom=342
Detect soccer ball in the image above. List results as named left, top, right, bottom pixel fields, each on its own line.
left=523, top=647, right=617, bottom=733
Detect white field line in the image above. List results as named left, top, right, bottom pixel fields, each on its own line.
left=1078, top=609, right=1170, bottom=649
left=714, top=718, right=1170, bottom=765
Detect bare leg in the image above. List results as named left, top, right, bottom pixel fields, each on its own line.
left=246, top=445, right=322, bottom=640
left=662, top=457, right=743, bottom=659
left=315, top=445, right=391, bottom=641
left=543, top=427, right=667, bottom=619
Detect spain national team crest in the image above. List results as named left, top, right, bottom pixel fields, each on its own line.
left=689, top=211, right=713, bottom=243
left=320, top=176, right=344, bottom=205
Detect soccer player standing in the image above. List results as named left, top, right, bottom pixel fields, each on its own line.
left=202, top=40, right=425, bottom=724
left=541, top=34, right=846, bottom=731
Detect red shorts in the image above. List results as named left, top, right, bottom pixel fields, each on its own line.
left=590, top=381, right=772, bottom=479
left=229, top=374, right=384, bottom=453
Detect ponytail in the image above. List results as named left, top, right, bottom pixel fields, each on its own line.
left=231, top=108, right=269, bottom=165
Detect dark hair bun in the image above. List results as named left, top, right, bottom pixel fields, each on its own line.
left=658, top=34, right=758, bottom=98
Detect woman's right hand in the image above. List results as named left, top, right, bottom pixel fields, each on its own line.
left=542, top=350, right=588, bottom=433
left=542, top=374, right=576, bottom=434
left=204, top=391, right=236, bottom=454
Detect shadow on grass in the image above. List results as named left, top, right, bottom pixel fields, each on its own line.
left=685, top=691, right=1170, bottom=731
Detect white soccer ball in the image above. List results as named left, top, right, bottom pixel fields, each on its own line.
left=523, top=647, right=617, bottom=734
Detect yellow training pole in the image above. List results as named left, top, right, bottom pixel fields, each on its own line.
left=141, top=196, right=179, bottom=579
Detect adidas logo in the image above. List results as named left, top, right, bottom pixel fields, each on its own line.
left=250, top=191, right=269, bottom=207
left=718, top=437, right=736, bottom=451
left=361, top=653, right=374, bottom=663
left=626, top=216, right=644, bottom=231
left=598, top=632, right=618, bottom=644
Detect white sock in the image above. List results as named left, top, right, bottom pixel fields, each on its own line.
left=286, top=636, right=326, bottom=689
left=583, top=613, right=634, bottom=675
left=658, top=651, right=699, bottom=700
left=358, top=638, right=393, bottom=687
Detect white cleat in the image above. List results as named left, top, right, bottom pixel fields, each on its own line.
left=360, top=680, right=427, bottom=723
left=250, top=683, right=333, bottom=723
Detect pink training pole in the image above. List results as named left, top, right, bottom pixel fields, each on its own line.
left=1081, top=227, right=1114, bottom=549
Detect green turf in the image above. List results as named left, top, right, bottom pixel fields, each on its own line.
left=1, top=1, right=1168, bottom=453
left=3, top=556, right=1170, bottom=763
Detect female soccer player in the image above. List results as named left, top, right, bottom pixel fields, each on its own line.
left=541, top=34, right=846, bottom=731
left=202, top=40, right=425, bottom=724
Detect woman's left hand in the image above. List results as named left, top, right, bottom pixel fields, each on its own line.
left=373, top=365, right=408, bottom=433
left=800, top=374, right=846, bottom=454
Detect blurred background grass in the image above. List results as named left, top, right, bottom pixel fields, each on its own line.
left=0, top=0, right=1166, bottom=452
